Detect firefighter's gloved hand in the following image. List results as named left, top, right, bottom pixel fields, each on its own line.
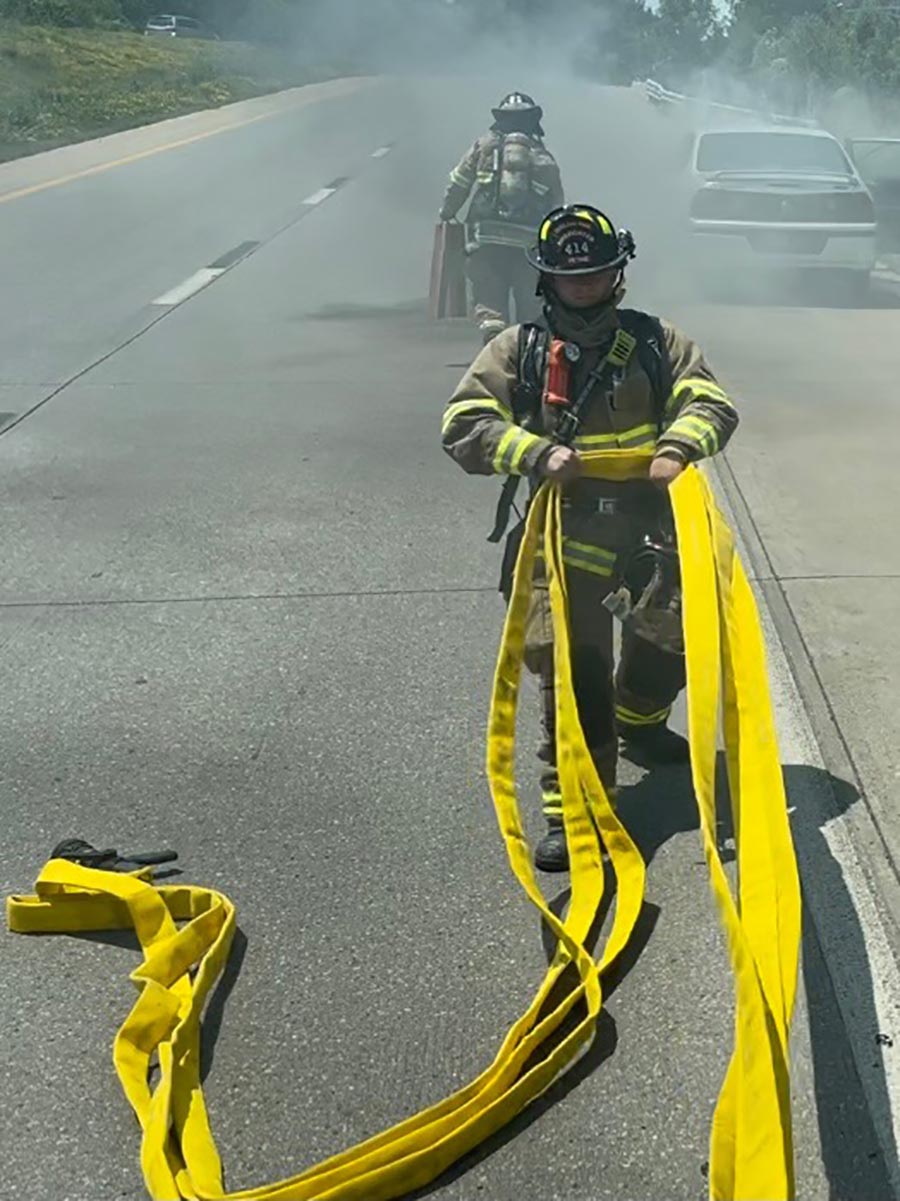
left=649, top=451, right=686, bottom=490
left=540, top=446, right=582, bottom=483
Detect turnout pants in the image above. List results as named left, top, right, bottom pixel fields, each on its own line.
left=523, top=506, right=686, bottom=821
left=466, top=244, right=539, bottom=336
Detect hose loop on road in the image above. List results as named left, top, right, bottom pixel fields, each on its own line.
left=6, top=450, right=800, bottom=1201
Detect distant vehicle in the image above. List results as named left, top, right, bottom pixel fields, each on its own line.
left=844, top=138, right=900, bottom=254
left=687, top=127, right=877, bottom=297
left=144, top=14, right=219, bottom=40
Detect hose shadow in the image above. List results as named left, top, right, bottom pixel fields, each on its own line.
left=200, top=926, right=249, bottom=1084
left=614, top=759, right=896, bottom=1195
left=783, top=765, right=896, bottom=1200
left=407, top=1007, right=618, bottom=1201
left=68, top=923, right=249, bottom=1088
left=409, top=773, right=687, bottom=1199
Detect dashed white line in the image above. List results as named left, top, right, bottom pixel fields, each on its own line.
left=302, top=186, right=337, bottom=206
left=151, top=267, right=225, bottom=307
left=371, top=146, right=393, bottom=159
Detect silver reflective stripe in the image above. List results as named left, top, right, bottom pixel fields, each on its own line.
left=470, top=220, right=535, bottom=249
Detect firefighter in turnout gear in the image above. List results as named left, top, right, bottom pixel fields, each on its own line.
left=439, top=93, right=564, bottom=344
left=441, top=205, right=738, bottom=872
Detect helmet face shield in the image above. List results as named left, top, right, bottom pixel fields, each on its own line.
left=527, top=205, right=636, bottom=276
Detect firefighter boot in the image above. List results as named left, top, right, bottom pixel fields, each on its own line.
left=534, top=819, right=568, bottom=873
left=619, top=721, right=689, bottom=766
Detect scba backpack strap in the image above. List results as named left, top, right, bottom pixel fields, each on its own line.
left=618, top=308, right=673, bottom=434
left=491, top=315, right=673, bottom=599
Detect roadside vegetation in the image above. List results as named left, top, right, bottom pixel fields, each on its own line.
left=3, top=0, right=900, bottom=164
left=0, top=6, right=343, bottom=162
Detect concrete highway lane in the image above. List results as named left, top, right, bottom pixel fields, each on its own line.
left=0, top=77, right=897, bottom=1200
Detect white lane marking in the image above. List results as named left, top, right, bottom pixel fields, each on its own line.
left=712, top=470, right=900, bottom=1194
left=371, top=146, right=393, bottom=159
left=151, top=267, right=225, bottom=307
left=302, top=186, right=337, bottom=206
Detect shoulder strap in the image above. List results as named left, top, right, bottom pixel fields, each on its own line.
left=618, top=309, right=673, bottom=430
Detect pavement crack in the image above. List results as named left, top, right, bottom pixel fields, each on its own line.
left=777, top=574, right=900, bottom=582
left=0, top=306, right=179, bottom=438
left=0, top=585, right=497, bottom=610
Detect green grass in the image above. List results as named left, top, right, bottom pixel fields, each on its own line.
left=0, top=22, right=341, bottom=160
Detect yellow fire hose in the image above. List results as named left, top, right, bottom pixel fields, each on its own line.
left=6, top=449, right=800, bottom=1201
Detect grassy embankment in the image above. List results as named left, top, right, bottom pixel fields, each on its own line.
left=0, top=22, right=342, bottom=161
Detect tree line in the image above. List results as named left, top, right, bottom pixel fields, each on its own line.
left=3, top=0, right=900, bottom=114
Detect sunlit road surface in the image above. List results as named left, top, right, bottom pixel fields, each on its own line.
left=0, top=77, right=897, bottom=1201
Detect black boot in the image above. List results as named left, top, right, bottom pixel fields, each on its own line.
left=619, top=721, right=690, bottom=766
left=534, top=820, right=568, bottom=873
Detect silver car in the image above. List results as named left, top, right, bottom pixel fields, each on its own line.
left=688, top=126, right=876, bottom=296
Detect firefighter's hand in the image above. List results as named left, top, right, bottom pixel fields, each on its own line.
left=649, top=453, right=685, bottom=490
left=540, top=446, right=582, bottom=482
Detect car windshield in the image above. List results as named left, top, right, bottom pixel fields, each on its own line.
left=697, top=132, right=850, bottom=175
left=849, top=140, right=900, bottom=185
left=147, top=16, right=175, bottom=26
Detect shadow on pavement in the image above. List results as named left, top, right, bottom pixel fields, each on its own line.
left=201, top=926, right=249, bottom=1084
left=407, top=1009, right=619, bottom=1201
left=55, top=763, right=896, bottom=1201
left=784, top=764, right=896, bottom=1200
left=70, top=922, right=251, bottom=1089
left=305, top=299, right=427, bottom=321
left=459, top=757, right=896, bottom=1201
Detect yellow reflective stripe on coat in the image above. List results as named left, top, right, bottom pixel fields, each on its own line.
left=442, top=397, right=513, bottom=436
left=667, top=377, right=732, bottom=418
left=492, top=426, right=541, bottom=475
left=6, top=448, right=800, bottom=1201
left=615, top=703, right=671, bottom=727
left=574, top=423, right=657, bottom=451
left=667, top=413, right=719, bottom=455
left=450, top=164, right=474, bottom=187
left=675, top=376, right=732, bottom=405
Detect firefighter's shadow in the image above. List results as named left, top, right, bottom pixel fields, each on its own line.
left=533, top=756, right=731, bottom=984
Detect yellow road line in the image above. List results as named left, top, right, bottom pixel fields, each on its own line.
left=0, top=95, right=323, bottom=207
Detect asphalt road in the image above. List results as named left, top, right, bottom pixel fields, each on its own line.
left=0, top=76, right=898, bottom=1201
